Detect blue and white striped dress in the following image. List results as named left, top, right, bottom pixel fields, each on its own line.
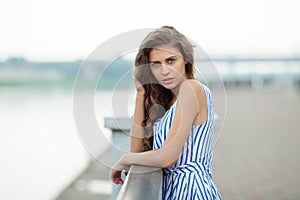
left=153, top=84, right=222, bottom=200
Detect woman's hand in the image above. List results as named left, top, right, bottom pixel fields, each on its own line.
left=132, top=66, right=145, bottom=95
left=110, top=155, right=131, bottom=185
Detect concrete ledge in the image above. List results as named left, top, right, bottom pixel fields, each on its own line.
left=116, top=165, right=162, bottom=200
left=104, top=117, right=131, bottom=131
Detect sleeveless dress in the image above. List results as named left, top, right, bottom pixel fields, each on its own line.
left=153, top=84, right=222, bottom=200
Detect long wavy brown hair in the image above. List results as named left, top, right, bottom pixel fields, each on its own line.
left=134, top=26, right=195, bottom=151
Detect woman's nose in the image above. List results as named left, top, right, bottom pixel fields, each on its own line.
left=161, top=64, right=170, bottom=75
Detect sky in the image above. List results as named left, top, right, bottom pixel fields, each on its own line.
left=1, top=0, right=300, bottom=62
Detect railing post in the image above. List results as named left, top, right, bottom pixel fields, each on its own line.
left=104, top=117, right=131, bottom=200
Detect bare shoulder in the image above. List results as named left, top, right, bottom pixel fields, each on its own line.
left=178, top=80, right=208, bottom=124
left=178, top=79, right=205, bottom=100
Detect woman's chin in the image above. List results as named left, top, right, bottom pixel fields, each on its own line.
left=159, top=80, right=182, bottom=91
left=160, top=83, right=176, bottom=91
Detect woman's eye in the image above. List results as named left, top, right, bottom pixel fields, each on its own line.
left=167, top=58, right=175, bottom=64
left=152, top=62, right=161, bottom=67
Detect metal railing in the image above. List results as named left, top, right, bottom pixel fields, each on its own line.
left=104, top=117, right=163, bottom=200
left=116, top=165, right=162, bottom=200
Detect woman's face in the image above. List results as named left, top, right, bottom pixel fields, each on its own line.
left=149, top=46, right=187, bottom=91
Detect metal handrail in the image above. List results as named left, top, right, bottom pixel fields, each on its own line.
left=116, top=165, right=163, bottom=200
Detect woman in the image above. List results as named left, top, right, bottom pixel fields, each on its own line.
left=111, top=26, right=222, bottom=200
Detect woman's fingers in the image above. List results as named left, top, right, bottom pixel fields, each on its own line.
left=110, top=164, right=129, bottom=184
left=110, top=155, right=130, bottom=185
left=111, top=169, right=124, bottom=185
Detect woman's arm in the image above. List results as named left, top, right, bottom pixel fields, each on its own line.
left=111, top=80, right=207, bottom=184
left=130, top=92, right=145, bottom=152
left=130, top=66, right=146, bottom=152
left=128, top=80, right=205, bottom=167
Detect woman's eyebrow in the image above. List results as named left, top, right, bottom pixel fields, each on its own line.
left=149, top=60, right=160, bottom=63
left=166, top=55, right=177, bottom=59
left=149, top=55, right=178, bottom=62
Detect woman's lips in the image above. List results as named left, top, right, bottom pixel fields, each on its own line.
left=162, top=78, right=174, bottom=84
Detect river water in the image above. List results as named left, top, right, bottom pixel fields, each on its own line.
left=0, top=88, right=119, bottom=200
